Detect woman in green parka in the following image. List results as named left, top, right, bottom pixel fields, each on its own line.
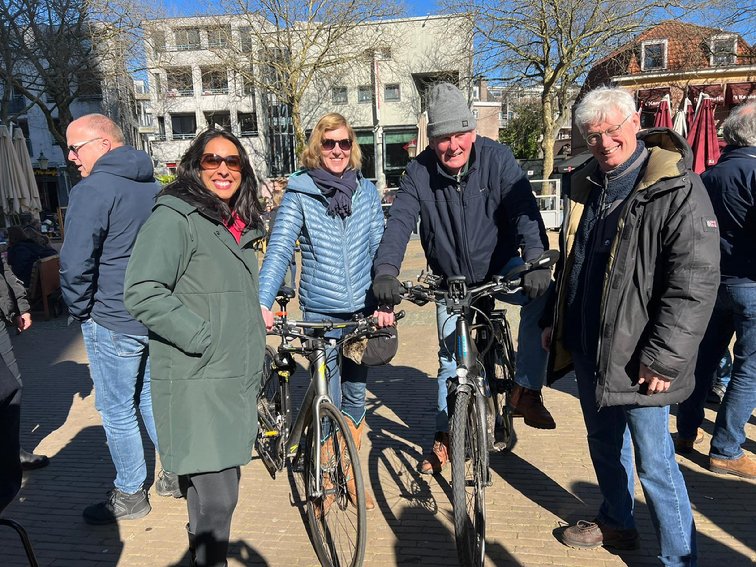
left=124, top=128, right=265, bottom=567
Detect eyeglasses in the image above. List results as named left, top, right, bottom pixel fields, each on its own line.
left=584, top=114, right=632, bottom=146
left=67, top=137, right=103, bottom=155
left=200, top=153, right=243, bottom=172
left=321, top=138, right=353, bottom=151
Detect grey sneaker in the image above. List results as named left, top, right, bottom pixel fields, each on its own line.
left=155, top=469, right=182, bottom=498
left=83, top=488, right=151, bottom=525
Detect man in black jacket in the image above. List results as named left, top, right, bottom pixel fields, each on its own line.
left=60, top=114, right=167, bottom=525
left=543, top=87, right=720, bottom=562
left=372, top=82, right=555, bottom=475
left=676, top=101, right=756, bottom=479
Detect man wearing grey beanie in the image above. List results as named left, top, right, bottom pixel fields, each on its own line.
left=372, top=82, right=555, bottom=475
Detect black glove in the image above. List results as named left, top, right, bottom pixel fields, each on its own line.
left=372, top=274, right=404, bottom=306
left=522, top=268, right=551, bottom=300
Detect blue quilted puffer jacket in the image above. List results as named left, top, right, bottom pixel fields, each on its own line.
left=259, top=170, right=384, bottom=313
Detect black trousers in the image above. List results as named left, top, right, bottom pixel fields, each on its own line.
left=184, top=466, right=240, bottom=567
left=0, top=326, right=22, bottom=511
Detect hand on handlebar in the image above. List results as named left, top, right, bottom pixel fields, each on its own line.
left=373, top=306, right=396, bottom=328
left=522, top=268, right=552, bottom=299
left=372, top=274, right=404, bottom=306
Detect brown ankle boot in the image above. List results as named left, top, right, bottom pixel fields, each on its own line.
left=314, top=437, right=336, bottom=519
left=344, top=419, right=375, bottom=510
left=709, top=453, right=756, bottom=479
left=419, top=431, right=450, bottom=475
left=510, top=384, right=556, bottom=429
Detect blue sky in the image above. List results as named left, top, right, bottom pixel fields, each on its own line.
left=160, top=1, right=443, bottom=19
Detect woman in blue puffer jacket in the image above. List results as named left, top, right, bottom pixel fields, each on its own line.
left=259, top=112, right=385, bottom=509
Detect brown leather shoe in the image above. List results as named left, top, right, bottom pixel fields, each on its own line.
left=418, top=432, right=449, bottom=475
left=562, top=520, right=639, bottom=550
left=674, top=428, right=704, bottom=454
left=709, top=454, right=756, bottom=479
left=509, top=384, right=556, bottom=429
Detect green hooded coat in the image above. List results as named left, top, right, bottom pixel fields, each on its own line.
left=124, top=193, right=266, bottom=475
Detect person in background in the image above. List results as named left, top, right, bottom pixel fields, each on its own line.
left=60, top=113, right=168, bottom=524
left=6, top=225, right=57, bottom=288
left=371, top=82, right=555, bottom=476
left=125, top=128, right=267, bottom=567
left=675, top=101, right=756, bottom=479
left=0, top=254, right=48, bottom=471
left=259, top=112, right=385, bottom=511
left=543, top=87, right=719, bottom=564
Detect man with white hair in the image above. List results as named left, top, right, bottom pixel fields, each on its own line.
left=542, top=87, right=720, bottom=563
left=676, top=101, right=756, bottom=479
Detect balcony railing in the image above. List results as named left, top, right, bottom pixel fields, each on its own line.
left=172, top=132, right=195, bottom=140
left=167, top=88, right=194, bottom=97
left=201, top=87, right=229, bottom=95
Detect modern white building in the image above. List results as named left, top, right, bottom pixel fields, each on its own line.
left=141, top=14, right=473, bottom=188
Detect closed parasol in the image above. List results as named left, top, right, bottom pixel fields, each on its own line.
left=652, top=95, right=673, bottom=129
left=0, top=125, right=26, bottom=218
left=686, top=96, right=720, bottom=174
left=12, top=128, right=43, bottom=213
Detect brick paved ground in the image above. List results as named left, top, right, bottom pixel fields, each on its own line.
left=2, top=239, right=754, bottom=566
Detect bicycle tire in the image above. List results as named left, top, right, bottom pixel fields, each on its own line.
left=451, top=389, right=486, bottom=567
left=257, top=346, right=291, bottom=473
left=304, top=401, right=366, bottom=567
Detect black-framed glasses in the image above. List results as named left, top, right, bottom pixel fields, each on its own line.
left=585, top=114, right=632, bottom=146
left=321, top=138, right=353, bottom=151
left=67, top=137, right=103, bottom=155
left=200, top=153, right=243, bottom=172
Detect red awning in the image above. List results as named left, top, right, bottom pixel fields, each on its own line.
left=726, top=82, right=756, bottom=106
left=687, top=84, right=725, bottom=105
left=637, top=87, right=671, bottom=110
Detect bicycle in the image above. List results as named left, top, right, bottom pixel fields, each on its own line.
left=256, top=286, right=402, bottom=567
left=400, top=251, right=559, bottom=567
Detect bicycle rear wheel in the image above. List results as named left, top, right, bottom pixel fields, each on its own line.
left=451, top=389, right=486, bottom=567
left=304, top=401, right=366, bottom=567
left=257, top=346, right=290, bottom=475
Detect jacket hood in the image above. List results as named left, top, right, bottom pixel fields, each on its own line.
left=638, top=127, right=693, bottom=170
left=90, top=145, right=155, bottom=182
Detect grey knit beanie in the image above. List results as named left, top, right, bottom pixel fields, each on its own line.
left=426, top=82, right=476, bottom=139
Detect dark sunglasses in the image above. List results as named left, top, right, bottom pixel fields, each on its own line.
left=200, top=153, right=243, bottom=172
left=321, top=138, right=352, bottom=151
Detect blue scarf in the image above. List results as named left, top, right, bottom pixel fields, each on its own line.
left=308, top=168, right=358, bottom=219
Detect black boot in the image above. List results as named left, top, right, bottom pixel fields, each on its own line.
left=19, top=448, right=49, bottom=471
left=186, top=524, right=197, bottom=567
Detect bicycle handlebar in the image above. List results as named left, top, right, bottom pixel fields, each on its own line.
left=269, top=311, right=405, bottom=345
left=401, top=250, right=559, bottom=307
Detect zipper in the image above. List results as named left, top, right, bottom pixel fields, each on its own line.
left=579, top=185, right=608, bottom=354
left=455, top=172, right=476, bottom=280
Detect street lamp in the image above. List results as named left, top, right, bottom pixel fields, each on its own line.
left=405, top=139, right=417, bottom=159
left=37, top=152, right=49, bottom=169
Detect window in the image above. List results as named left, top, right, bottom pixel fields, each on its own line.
left=151, top=31, right=166, bottom=54
left=239, top=27, right=253, bottom=52
left=17, top=119, right=32, bottom=155
left=384, top=83, right=400, bottom=102
left=51, top=118, right=62, bottom=144
left=9, top=84, right=25, bottom=114
left=641, top=40, right=667, bottom=71
left=207, top=26, right=231, bottom=49
left=204, top=111, right=231, bottom=131
left=175, top=28, right=200, bottom=51
left=167, top=68, right=194, bottom=96
left=201, top=68, right=229, bottom=95
left=171, top=113, right=197, bottom=139
left=332, top=86, right=348, bottom=104
left=241, top=68, right=255, bottom=96
left=238, top=112, right=258, bottom=136
left=152, top=73, right=162, bottom=95
left=358, top=85, right=372, bottom=103
left=77, top=69, right=103, bottom=99
left=711, top=35, right=737, bottom=66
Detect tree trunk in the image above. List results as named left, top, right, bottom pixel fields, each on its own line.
left=541, top=97, right=556, bottom=189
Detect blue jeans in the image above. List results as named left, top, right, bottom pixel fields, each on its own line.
left=677, top=283, right=756, bottom=459
left=434, top=256, right=549, bottom=431
left=678, top=283, right=756, bottom=459
left=573, top=352, right=697, bottom=566
left=302, top=310, right=369, bottom=426
left=81, top=319, right=158, bottom=494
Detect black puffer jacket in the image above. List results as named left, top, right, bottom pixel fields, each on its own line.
left=547, top=128, right=721, bottom=407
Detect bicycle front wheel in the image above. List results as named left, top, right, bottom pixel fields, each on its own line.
left=304, top=401, right=366, bottom=567
left=451, top=389, right=487, bottom=567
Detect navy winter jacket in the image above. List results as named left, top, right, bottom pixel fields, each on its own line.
left=374, top=135, right=548, bottom=284
left=60, top=145, right=159, bottom=334
left=701, top=145, right=756, bottom=282
left=258, top=170, right=384, bottom=313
